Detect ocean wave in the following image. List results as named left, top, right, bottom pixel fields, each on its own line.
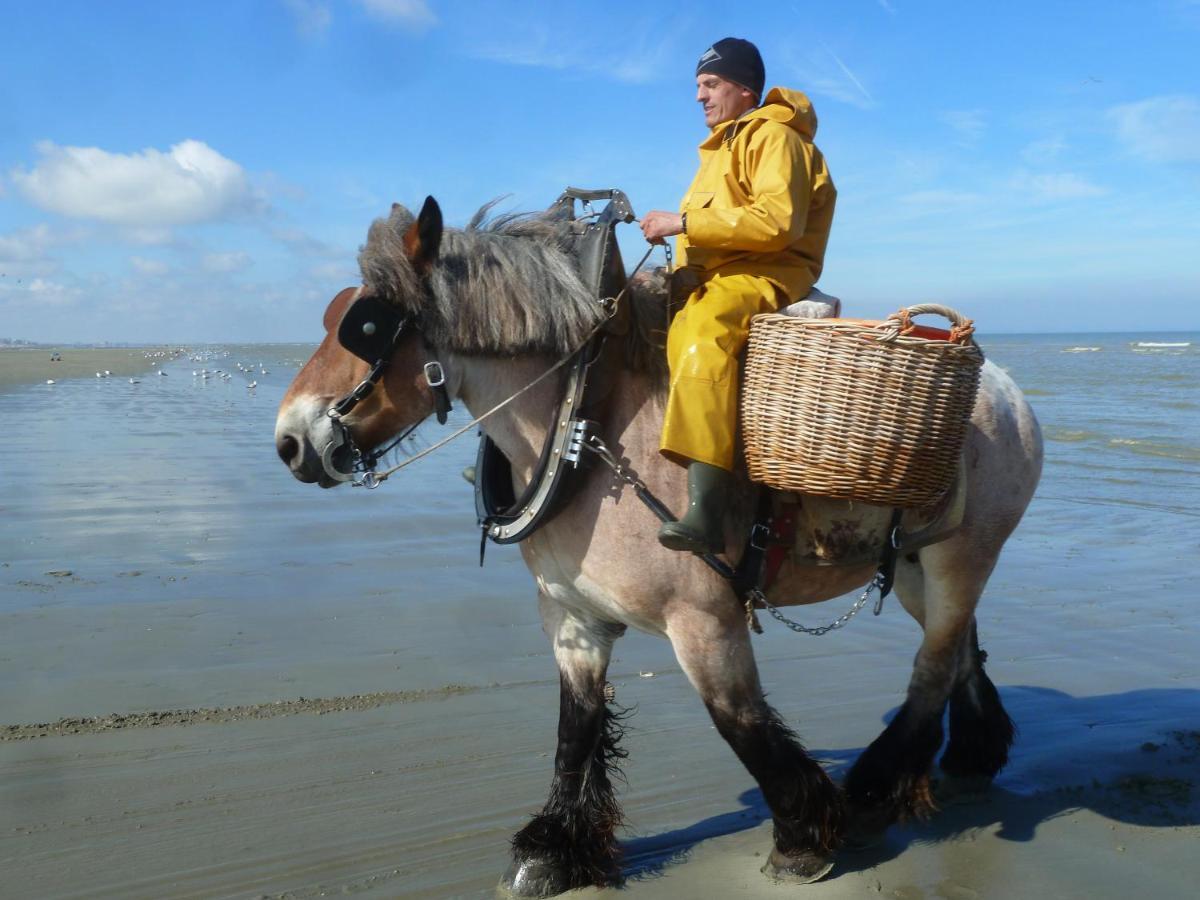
left=1045, top=427, right=1100, bottom=443
left=1108, top=437, right=1200, bottom=462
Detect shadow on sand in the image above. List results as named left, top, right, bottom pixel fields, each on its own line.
left=621, top=685, right=1200, bottom=881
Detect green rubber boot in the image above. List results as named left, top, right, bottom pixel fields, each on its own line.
left=658, top=461, right=731, bottom=553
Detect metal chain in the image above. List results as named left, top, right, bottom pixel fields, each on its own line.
left=582, top=434, right=648, bottom=493
left=752, top=572, right=885, bottom=636
left=585, top=433, right=885, bottom=638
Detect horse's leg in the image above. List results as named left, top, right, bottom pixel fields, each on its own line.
left=843, top=541, right=996, bottom=839
left=502, top=598, right=627, bottom=898
left=666, top=604, right=844, bottom=883
left=939, top=620, right=1016, bottom=795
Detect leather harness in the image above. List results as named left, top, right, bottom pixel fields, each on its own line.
left=329, top=187, right=961, bottom=625
left=472, top=188, right=634, bottom=547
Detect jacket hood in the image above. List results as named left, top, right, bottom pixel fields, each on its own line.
left=744, top=87, right=817, bottom=140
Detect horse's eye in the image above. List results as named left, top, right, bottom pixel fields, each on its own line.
left=362, top=322, right=377, bottom=336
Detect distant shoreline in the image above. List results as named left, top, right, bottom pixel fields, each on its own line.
left=3, top=329, right=1196, bottom=349
left=0, top=346, right=180, bottom=392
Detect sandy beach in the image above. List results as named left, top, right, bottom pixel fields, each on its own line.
left=2, top=336, right=1198, bottom=899
left=0, top=346, right=181, bottom=391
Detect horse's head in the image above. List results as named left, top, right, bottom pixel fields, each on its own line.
left=275, top=197, right=445, bottom=487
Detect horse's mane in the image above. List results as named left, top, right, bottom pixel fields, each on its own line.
left=357, top=202, right=667, bottom=380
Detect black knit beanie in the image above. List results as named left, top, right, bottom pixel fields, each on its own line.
left=695, top=37, right=764, bottom=99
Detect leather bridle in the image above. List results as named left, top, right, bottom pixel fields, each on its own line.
left=319, top=289, right=452, bottom=486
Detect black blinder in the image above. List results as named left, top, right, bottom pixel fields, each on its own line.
left=337, top=295, right=408, bottom=363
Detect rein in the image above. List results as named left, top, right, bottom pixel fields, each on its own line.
left=317, top=216, right=898, bottom=637
left=320, top=243, right=659, bottom=490
left=342, top=320, right=605, bottom=489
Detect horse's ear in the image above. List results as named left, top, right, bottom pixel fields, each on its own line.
left=403, top=195, right=442, bottom=273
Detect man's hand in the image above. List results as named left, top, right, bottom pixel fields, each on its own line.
left=640, top=210, right=684, bottom=245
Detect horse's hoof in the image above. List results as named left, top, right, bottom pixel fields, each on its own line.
left=761, top=847, right=835, bottom=884
left=497, top=857, right=571, bottom=899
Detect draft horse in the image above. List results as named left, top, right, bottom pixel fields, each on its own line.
left=275, top=197, right=1043, bottom=895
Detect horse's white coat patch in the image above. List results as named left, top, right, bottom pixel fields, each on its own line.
left=275, top=394, right=336, bottom=450
left=534, top=550, right=665, bottom=637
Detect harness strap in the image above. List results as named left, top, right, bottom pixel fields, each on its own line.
left=731, top=489, right=774, bottom=598
left=875, top=507, right=904, bottom=599
left=330, top=358, right=388, bottom=417
left=422, top=351, right=452, bottom=425
left=582, top=435, right=905, bottom=635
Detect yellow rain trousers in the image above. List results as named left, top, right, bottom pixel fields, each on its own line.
left=662, top=273, right=785, bottom=470
left=660, top=87, right=836, bottom=471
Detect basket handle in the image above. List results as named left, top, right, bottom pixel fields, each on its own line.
left=877, top=303, right=976, bottom=345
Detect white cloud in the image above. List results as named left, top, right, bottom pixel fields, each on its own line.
left=202, top=251, right=253, bottom=273
left=122, top=227, right=179, bottom=246
left=878, top=0, right=897, bottom=13
left=0, top=224, right=55, bottom=262
left=1011, top=170, right=1107, bottom=201
left=284, top=0, right=332, bottom=35
left=1021, top=136, right=1066, bottom=165
left=357, top=0, right=436, bottom=30
left=23, top=278, right=79, bottom=306
left=271, top=226, right=346, bottom=260
left=940, top=109, right=986, bottom=144
left=309, top=260, right=358, bottom=281
left=1108, top=94, right=1200, bottom=164
left=11, top=140, right=264, bottom=227
left=469, top=24, right=672, bottom=85
left=0, top=224, right=74, bottom=278
left=781, top=44, right=875, bottom=110
left=130, top=256, right=170, bottom=276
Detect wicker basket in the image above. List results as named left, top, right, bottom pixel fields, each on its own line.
left=741, top=304, right=984, bottom=508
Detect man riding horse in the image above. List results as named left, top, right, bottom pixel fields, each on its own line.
left=640, top=37, right=837, bottom=554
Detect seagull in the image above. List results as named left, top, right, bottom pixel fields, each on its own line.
left=247, top=380, right=257, bottom=389
left=129, top=378, right=139, bottom=384
left=46, top=379, right=56, bottom=385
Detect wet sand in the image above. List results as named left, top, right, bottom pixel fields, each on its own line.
left=2, top=617, right=1196, bottom=899
left=2, top=338, right=1198, bottom=898
left=0, top=346, right=178, bottom=391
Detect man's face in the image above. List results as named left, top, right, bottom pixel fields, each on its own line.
left=696, top=73, right=756, bottom=128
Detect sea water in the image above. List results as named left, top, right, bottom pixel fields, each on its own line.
left=0, top=333, right=1197, bottom=722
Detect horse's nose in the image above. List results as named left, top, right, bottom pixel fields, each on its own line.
left=276, top=433, right=300, bottom=466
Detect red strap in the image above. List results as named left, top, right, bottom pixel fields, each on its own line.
left=762, top=502, right=797, bottom=591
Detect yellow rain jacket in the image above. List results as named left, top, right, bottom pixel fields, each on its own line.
left=661, top=87, right=836, bottom=471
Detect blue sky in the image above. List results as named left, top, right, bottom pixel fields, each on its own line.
left=2, top=0, right=1198, bottom=342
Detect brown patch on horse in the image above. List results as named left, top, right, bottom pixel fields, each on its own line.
left=322, top=286, right=359, bottom=333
